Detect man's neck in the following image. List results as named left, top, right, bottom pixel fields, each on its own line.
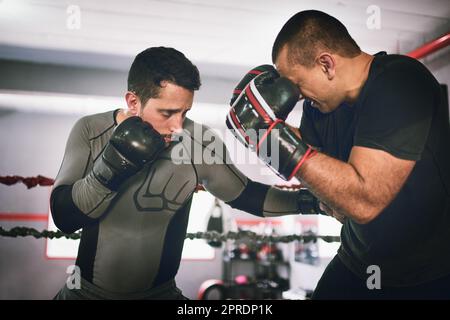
left=115, top=109, right=135, bottom=125
left=343, top=52, right=374, bottom=104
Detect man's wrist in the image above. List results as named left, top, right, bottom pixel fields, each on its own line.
left=261, top=122, right=315, bottom=180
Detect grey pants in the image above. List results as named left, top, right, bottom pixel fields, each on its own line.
left=53, top=278, right=188, bottom=300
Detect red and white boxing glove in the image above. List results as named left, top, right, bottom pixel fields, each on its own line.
left=226, top=65, right=316, bottom=180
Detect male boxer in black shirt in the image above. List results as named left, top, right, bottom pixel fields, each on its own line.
left=229, top=10, right=450, bottom=299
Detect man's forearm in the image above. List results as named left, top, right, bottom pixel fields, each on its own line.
left=296, top=152, right=383, bottom=224
left=226, top=180, right=300, bottom=217
left=50, top=184, right=99, bottom=233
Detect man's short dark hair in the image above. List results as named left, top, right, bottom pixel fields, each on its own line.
left=128, top=47, right=201, bottom=105
left=272, top=10, right=361, bottom=67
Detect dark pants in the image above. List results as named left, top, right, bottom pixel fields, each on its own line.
left=312, top=255, right=450, bottom=300
left=53, top=278, right=188, bottom=300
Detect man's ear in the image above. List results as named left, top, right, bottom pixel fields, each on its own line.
left=317, top=53, right=335, bottom=80
left=125, top=91, right=139, bottom=115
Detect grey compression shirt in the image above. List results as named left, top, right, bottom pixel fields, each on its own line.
left=51, top=109, right=300, bottom=294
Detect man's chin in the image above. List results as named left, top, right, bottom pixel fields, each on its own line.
left=313, top=103, right=325, bottom=113
left=317, top=103, right=338, bottom=114
left=310, top=100, right=326, bottom=112
left=163, top=136, right=172, bottom=147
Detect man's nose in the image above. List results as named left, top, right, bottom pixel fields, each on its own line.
left=169, top=113, right=184, bottom=132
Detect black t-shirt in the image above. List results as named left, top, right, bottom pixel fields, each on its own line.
left=300, top=53, right=450, bottom=286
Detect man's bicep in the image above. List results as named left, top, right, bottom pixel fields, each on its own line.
left=349, top=146, right=415, bottom=208
left=51, top=118, right=99, bottom=233
left=54, top=118, right=92, bottom=188
left=200, top=162, right=248, bottom=202
left=194, top=126, right=248, bottom=202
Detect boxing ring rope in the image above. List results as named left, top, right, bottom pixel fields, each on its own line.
left=0, top=227, right=339, bottom=243
left=0, top=175, right=54, bottom=188
left=407, top=32, right=450, bottom=59
left=0, top=174, right=340, bottom=243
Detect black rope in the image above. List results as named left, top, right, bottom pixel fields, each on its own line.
left=0, top=226, right=340, bottom=243
left=0, top=226, right=81, bottom=239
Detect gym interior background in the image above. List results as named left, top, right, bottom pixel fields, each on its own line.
left=0, top=0, right=449, bottom=299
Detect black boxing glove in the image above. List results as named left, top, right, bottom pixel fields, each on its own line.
left=227, top=66, right=299, bottom=147
left=93, top=116, right=165, bottom=190
left=297, top=189, right=327, bottom=215
left=227, top=66, right=315, bottom=180
left=230, top=64, right=275, bottom=106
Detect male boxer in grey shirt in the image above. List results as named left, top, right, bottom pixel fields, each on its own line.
left=51, top=47, right=322, bottom=299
